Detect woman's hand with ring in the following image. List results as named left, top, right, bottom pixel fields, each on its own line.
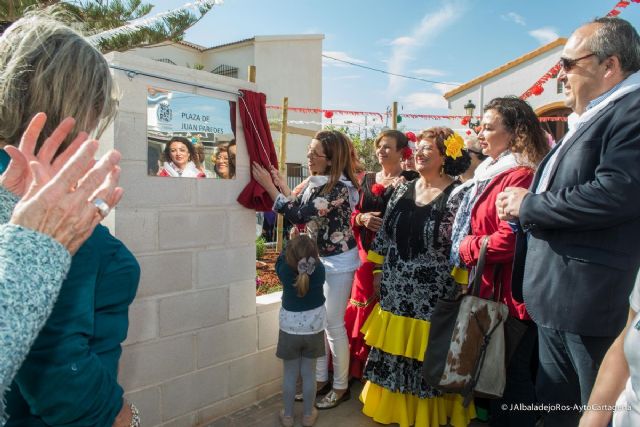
left=10, top=139, right=123, bottom=255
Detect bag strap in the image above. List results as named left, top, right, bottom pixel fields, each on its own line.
left=461, top=311, right=504, bottom=406
left=470, top=236, right=490, bottom=297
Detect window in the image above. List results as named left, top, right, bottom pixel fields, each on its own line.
left=154, top=58, right=177, bottom=65
left=211, top=64, right=239, bottom=79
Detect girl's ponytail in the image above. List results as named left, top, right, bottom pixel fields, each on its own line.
left=295, top=272, right=310, bottom=297
left=285, top=235, right=320, bottom=298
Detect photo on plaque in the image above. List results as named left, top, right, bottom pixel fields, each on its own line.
left=147, top=87, right=237, bottom=179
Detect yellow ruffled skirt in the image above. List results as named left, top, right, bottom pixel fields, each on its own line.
left=359, top=304, right=476, bottom=427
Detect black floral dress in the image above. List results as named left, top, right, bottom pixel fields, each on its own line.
left=359, top=179, right=475, bottom=427
left=273, top=181, right=356, bottom=257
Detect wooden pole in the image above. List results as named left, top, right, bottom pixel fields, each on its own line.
left=391, top=101, right=398, bottom=130
left=275, top=97, right=289, bottom=253
left=248, top=65, right=256, bottom=83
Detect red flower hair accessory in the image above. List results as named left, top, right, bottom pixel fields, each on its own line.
left=371, top=183, right=385, bottom=197
left=402, top=146, right=413, bottom=160
left=405, top=131, right=417, bottom=142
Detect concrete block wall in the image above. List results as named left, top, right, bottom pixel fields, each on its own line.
left=102, top=52, right=282, bottom=426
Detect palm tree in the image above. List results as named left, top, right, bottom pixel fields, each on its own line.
left=0, top=0, right=218, bottom=53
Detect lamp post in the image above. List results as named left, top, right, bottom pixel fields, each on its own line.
left=463, top=99, right=481, bottom=130
left=344, top=120, right=362, bottom=139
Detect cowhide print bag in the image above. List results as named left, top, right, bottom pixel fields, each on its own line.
left=423, top=236, right=509, bottom=407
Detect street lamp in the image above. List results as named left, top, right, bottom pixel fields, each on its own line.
left=463, top=99, right=481, bottom=129
left=344, top=120, right=363, bottom=139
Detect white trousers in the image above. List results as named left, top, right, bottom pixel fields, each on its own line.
left=315, top=269, right=354, bottom=390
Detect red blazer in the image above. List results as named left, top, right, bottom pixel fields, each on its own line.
left=459, top=166, right=533, bottom=320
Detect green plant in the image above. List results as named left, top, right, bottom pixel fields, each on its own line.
left=256, top=236, right=266, bottom=260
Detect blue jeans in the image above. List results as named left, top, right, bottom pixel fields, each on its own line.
left=536, top=325, right=614, bottom=427
left=490, top=320, right=538, bottom=427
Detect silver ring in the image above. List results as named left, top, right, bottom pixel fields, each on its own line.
left=93, top=198, right=111, bottom=218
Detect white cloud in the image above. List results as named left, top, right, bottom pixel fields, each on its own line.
left=433, top=82, right=460, bottom=94
left=322, top=51, right=366, bottom=67
left=387, top=4, right=460, bottom=94
left=391, top=36, right=417, bottom=47
left=402, top=92, right=448, bottom=110
left=412, top=68, right=446, bottom=77
left=501, top=12, right=526, bottom=26
left=529, top=27, right=560, bottom=45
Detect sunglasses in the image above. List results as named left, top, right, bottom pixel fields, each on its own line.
left=559, top=53, right=597, bottom=71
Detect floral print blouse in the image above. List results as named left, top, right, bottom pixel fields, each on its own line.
left=274, top=182, right=357, bottom=257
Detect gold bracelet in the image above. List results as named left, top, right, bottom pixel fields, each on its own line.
left=372, top=269, right=382, bottom=275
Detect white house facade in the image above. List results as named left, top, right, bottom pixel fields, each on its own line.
left=445, top=38, right=570, bottom=140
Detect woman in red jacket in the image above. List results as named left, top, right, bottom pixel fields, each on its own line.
left=450, top=96, right=550, bottom=427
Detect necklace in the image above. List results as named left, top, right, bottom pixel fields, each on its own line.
left=376, top=170, right=402, bottom=184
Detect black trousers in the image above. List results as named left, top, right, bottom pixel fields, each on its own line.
left=490, top=320, right=538, bottom=427
left=536, top=325, right=614, bottom=427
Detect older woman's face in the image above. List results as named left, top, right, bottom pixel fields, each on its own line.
left=478, top=109, right=512, bottom=160
left=414, top=138, right=443, bottom=175
left=169, top=141, right=190, bottom=168
left=216, top=151, right=230, bottom=178
left=376, top=136, right=402, bottom=168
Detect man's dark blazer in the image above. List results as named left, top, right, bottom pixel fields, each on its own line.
left=512, top=87, right=640, bottom=337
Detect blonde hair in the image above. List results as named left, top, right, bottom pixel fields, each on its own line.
left=285, top=235, right=320, bottom=297
left=0, top=13, right=118, bottom=154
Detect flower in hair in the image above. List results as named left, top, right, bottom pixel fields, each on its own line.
left=297, top=257, right=317, bottom=275
left=371, top=183, right=385, bottom=197
left=405, top=131, right=417, bottom=143
left=444, top=133, right=464, bottom=159
left=402, top=146, right=413, bottom=161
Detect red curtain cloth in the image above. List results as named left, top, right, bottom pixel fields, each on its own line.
left=237, top=89, right=279, bottom=211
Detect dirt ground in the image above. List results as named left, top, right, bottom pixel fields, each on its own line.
left=256, top=250, right=282, bottom=295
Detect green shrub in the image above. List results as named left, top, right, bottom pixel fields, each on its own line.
left=256, top=236, right=266, bottom=259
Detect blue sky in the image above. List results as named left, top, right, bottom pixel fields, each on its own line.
left=150, top=0, right=640, bottom=128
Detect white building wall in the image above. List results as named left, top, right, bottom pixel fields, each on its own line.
left=128, top=42, right=203, bottom=68
left=102, top=52, right=282, bottom=427
left=202, top=43, right=255, bottom=81
left=447, top=44, right=565, bottom=127
left=253, top=36, right=323, bottom=165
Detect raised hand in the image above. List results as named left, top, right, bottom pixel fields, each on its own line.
left=10, top=139, right=122, bottom=254
left=0, top=113, right=90, bottom=197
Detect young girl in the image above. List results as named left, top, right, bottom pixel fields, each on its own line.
left=276, top=235, right=326, bottom=427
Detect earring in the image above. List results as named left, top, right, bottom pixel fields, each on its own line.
left=440, top=164, right=444, bottom=177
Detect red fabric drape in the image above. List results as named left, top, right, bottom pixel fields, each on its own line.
left=237, top=89, right=279, bottom=211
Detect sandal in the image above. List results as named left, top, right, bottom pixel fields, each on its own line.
left=315, top=389, right=351, bottom=410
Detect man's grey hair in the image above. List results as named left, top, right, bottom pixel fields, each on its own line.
left=587, top=17, right=640, bottom=74
left=0, top=13, right=118, bottom=153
